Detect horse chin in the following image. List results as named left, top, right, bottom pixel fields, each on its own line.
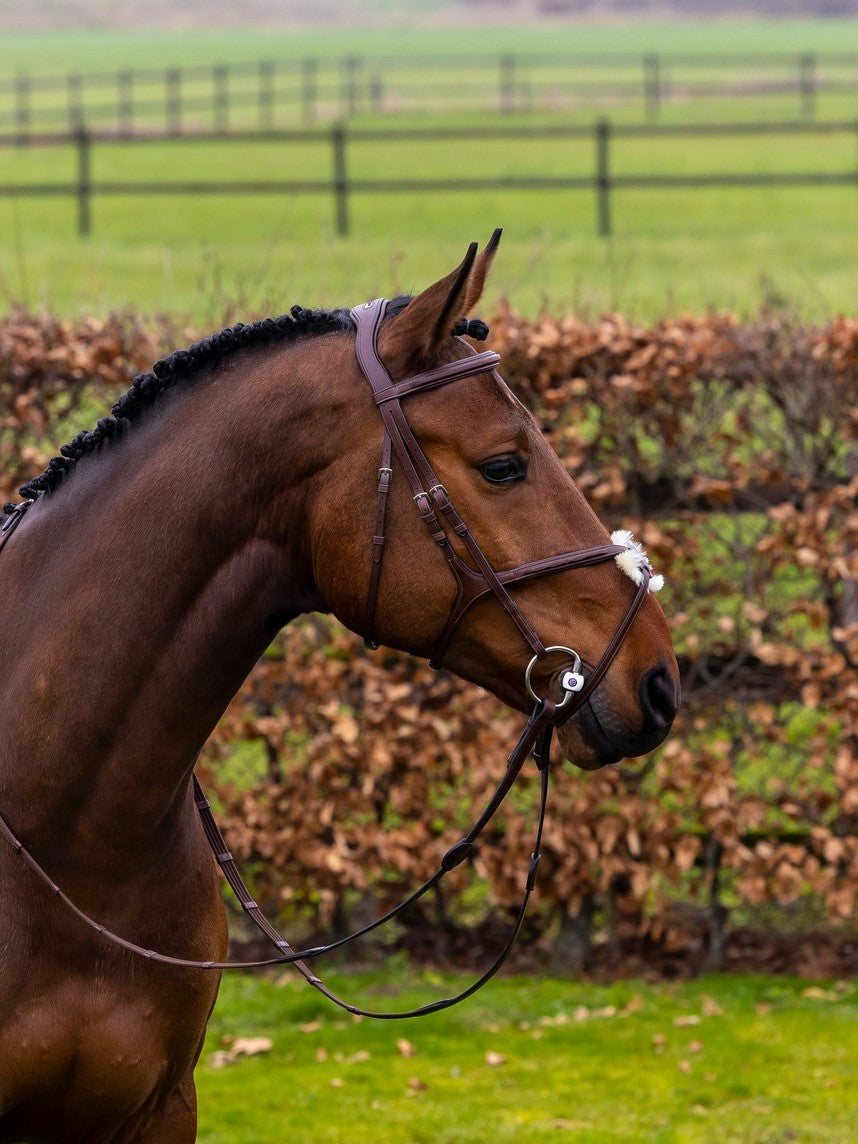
left=555, top=715, right=618, bottom=771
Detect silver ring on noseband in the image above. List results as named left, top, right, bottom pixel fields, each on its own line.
left=524, top=645, right=584, bottom=709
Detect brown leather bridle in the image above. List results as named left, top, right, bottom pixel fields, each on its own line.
left=0, top=302, right=656, bottom=1020
left=352, top=297, right=650, bottom=704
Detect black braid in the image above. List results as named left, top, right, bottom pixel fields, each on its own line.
left=4, top=301, right=489, bottom=515
left=6, top=306, right=353, bottom=512
left=452, top=316, right=490, bottom=341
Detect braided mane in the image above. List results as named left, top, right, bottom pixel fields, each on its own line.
left=3, top=301, right=489, bottom=517
left=3, top=305, right=353, bottom=515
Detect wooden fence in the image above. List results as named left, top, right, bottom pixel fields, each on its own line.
left=2, top=118, right=858, bottom=239
left=1, top=51, right=857, bottom=133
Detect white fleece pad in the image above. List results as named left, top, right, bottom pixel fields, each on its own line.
left=610, top=530, right=665, bottom=593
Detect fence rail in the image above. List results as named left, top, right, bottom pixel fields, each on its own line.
left=2, top=119, right=857, bottom=239
left=3, top=51, right=858, bottom=133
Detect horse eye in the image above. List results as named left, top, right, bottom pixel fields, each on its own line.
left=478, top=456, right=527, bottom=485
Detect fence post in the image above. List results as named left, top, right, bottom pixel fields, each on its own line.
left=76, top=124, right=92, bottom=238
left=258, top=60, right=274, bottom=129
left=118, top=71, right=134, bottom=135
left=703, top=834, right=726, bottom=972
left=342, top=56, right=360, bottom=118
left=67, top=74, right=83, bottom=131
left=331, top=122, right=349, bottom=237
left=595, top=118, right=611, bottom=238
left=644, top=54, right=661, bottom=120
left=302, top=58, right=317, bottom=123
left=799, top=53, right=816, bottom=118
left=500, top=55, right=515, bottom=114
left=213, top=64, right=229, bottom=133
left=15, top=74, right=30, bottom=144
left=166, top=68, right=182, bottom=135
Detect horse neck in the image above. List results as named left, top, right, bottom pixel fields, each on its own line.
left=0, top=339, right=335, bottom=865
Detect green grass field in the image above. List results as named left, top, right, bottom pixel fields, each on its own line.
left=2, top=19, right=858, bottom=323
left=2, top=20, right=858, bottom=74
left=196, top=969, right=858, bottom=1143
left=3, top=131, right=857, bottom=323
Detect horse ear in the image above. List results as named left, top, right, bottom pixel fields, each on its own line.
left=378, top=230, right=501, bottom=374
left=462, top=227, right=502, bottom=314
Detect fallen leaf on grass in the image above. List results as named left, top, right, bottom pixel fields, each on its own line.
left=232, top=1037, right=273, bottom=1057
left=208, top=1036, right=273, bottom=1069
left=485, top=1050, right=507, bottom=1067
left=406, top=1076, right=427, bottom=1096
left=397, top=1038, right=417, bottom=1057
left=298, top=1020, right=321, bottom=1034
left=673, top=1015, right=701, bottom=1027
left=802, top=987, right=837, bottom=1001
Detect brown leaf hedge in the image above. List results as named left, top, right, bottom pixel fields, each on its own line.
left=2, top=302, right=857, bottom=968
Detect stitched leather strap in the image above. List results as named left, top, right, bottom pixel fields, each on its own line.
left=0, top=700, right=558, bottom=1020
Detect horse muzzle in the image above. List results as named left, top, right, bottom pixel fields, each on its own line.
left=556, top=660, right=679, bottom=769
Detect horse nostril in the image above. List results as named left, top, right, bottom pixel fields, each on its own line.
left=640, top=663, right=679, bottom=731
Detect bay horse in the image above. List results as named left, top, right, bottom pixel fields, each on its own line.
left=0, top=232, right=678, bottom=1142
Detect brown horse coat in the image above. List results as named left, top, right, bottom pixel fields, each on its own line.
left=0, top=238, right=677, bottom=1141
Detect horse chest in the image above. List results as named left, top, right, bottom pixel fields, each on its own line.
left=0, top=966, right=215, bottom=1141
left=0, top=843, right=223, bottom=1142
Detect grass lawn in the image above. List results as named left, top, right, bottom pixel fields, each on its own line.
left=2, top=128, right=857, bottom=324
left=196, top=969, right=858, bottom=1143
left=3, top=19, right=858, bottom=323
left=2, top=20, right=858, bottom=75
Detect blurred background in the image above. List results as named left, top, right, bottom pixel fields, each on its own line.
left=3, top=4, right=858, bottom=1141
left=2, top=0, right=858, bottom=319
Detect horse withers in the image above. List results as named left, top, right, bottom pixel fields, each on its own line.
left=0, top=232, right=678, bottom=1142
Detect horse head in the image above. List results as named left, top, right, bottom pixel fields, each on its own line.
left=308, top=231, right=679, bottom=769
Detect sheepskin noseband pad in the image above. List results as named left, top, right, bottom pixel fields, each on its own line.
left=610, top=530, right=665, bottom=593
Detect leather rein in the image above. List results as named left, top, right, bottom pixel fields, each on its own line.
left=0, top=302, right=653, bottom=1020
